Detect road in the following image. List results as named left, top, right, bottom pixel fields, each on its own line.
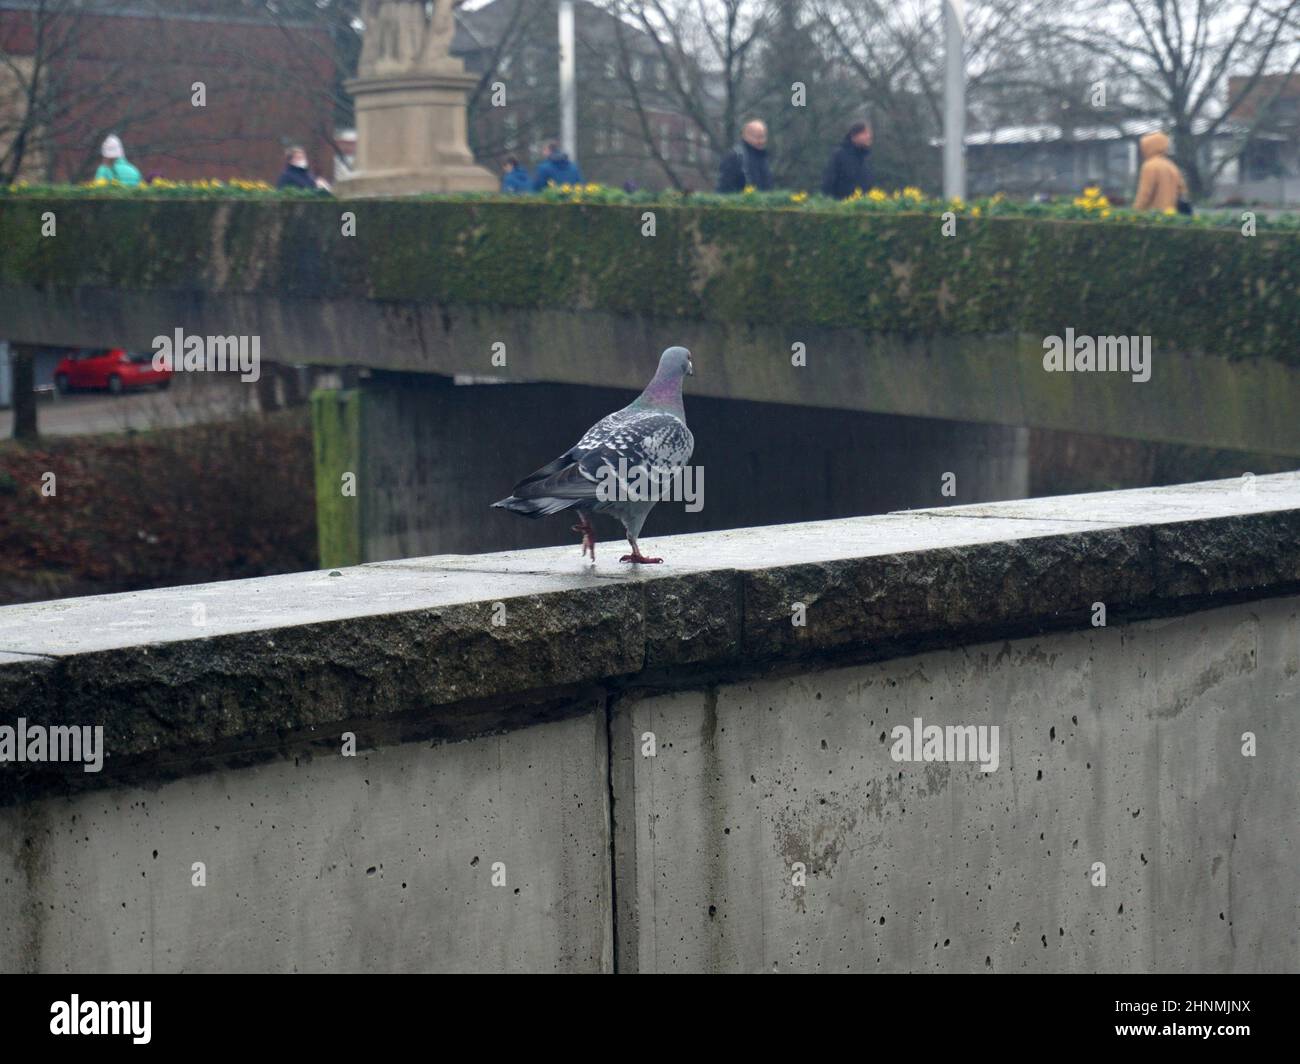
left=0, top=372, right=322, bottom=438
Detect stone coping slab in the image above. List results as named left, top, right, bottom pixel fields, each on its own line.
left=1, top=473, right=1298, bottom=791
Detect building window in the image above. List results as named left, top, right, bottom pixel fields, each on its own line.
left=660, top=121, right=672, bottom=159
left=504, top=114, right=518, bottom=151
left=685, top=125, right=698, bottom=163
left=611, top=126, right=624, bottom=152
left=656, top=61, right=667, bottom=90
left=630, top=57, right=642, bottom=82
left=605, top=56, right=617, bottom=80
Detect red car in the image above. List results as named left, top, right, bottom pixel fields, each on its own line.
left=54, top=348, right=172, bottom=395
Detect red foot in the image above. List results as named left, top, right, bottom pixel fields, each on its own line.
left=619, top=553, right=663, bottom=564
left=572, top=521, right=596, bottom=562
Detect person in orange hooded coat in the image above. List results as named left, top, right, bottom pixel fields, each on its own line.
left=1132, top=131, right=1188, bottom=211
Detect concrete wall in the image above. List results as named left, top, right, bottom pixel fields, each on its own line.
left=0, top=341, right=57, bottom=408
left=611, top=597, right=1300, bottom=972
left=1, top=702, right=611, bottom=973
left=3, top=595, right=1294, bottom=973
left=2, top=475, right=1299, bottom=972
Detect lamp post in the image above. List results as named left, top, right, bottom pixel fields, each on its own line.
left=943, top=0, right=966, bottom=200
left=559, top=1, right=577, bottom=159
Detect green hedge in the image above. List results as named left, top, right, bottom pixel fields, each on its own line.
left=1, top=196, right=1297, bottom=365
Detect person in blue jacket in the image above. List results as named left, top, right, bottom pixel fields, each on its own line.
left=532, top=142, right=583, bottom=190
left=500, top=157, right=531, bottom=193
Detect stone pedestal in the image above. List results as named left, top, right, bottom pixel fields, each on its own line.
left=338, top=63, right=496, bottom=197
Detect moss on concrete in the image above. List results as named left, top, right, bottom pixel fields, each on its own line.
left=1, top=199, right=1296, bottom=365
left=311, top=389, right=363, bottom=569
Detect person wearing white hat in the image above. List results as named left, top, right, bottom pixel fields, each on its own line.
left=94, top=134, right=142, bottom=186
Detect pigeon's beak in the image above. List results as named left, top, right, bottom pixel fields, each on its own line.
left=687, top=357, right=695, bottom=376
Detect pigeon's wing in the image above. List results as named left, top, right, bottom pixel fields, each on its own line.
left=611, top=412, right=694, bottom=473
left=574, top=409, right=694, bottom=483
left=509, top=410, right=692, bottom=502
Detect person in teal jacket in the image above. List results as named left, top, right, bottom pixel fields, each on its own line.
left=94, top=134, right=142, bottom=186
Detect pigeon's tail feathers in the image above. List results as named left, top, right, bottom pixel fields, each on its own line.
left=510, top=451, right=576, bottom=493
left=509, top=460, right=600, bottom=502
left=491, top=495, right=579, bottom=519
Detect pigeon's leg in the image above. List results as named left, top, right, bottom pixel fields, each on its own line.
left=620, top=536, right=662, bottom=564
left=571, top=512, right=597, bottom=562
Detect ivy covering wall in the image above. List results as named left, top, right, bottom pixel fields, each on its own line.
left=1, top=197, right=1296, bottom=365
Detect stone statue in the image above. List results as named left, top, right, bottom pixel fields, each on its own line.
left=360, top=0, right=465, bottom=76
left=343, top=0, right=495, bottom=195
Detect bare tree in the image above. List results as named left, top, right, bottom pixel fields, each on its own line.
left=750, top=0, right=863, bottom=190
left=0, top=0, right=88, bottom=183
left=604, top=0, right=772, bottom=187
left=8, top=345, right=37, bottom=442
left=1057, top=0, right=1300, bottom=197
left=811, top=0, right=1061, bottom=190
left=1, top=0, right=357, bottom=186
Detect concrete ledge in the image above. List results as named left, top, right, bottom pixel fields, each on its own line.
left=2, top=473, right=1298, bottom=798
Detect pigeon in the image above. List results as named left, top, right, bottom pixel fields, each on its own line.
left=492, top=346, right=695, bottom=563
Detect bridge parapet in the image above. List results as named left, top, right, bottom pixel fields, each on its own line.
left=3, top=472, right=1298, bottom=782
left=2, top=476, right=1300, bottom=967
left=2, top=474, right=1298, bottom=971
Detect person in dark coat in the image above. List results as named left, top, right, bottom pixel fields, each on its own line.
left=821, top=121, right=875, bottom=199
left=500, top=157, right=531, bottom=193
left=276, top=146, right=330, bottom=191
left=532, top=142, right=584, bottom=190
left=716, top=119, right=774, bottom=193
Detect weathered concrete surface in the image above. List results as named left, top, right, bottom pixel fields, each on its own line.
left=2, top=473, right=1298, bottom=794
left=1, top=473, right=1299, bottom=972
left=0, top=704, right=611, bottom=973
left=611, top=596, right=1300, bottom=972
left=6, top=290, right=1298, bottom=454
left=321, top=376, right=1030, bottom=566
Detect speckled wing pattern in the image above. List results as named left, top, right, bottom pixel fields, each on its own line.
left=500, top=407, right=693, bottom=512
left=575, top=408, right=694, bottom=482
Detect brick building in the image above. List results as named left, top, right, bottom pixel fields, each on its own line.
left=0, top=0, right=336, bottom=185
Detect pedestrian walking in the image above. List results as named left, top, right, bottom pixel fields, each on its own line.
left=276, top=146, right=331, bottom=192
left=532, top=142, right=584, bottom=190
left=1132, top=131, right=1189, bottom=213
left=716, top=119, right=773, bottom=193
left=820, top=121, right=874, bottom=200
left=501, top=157, right=532, bottom=193
left=94, top=135, right=142, bottom=187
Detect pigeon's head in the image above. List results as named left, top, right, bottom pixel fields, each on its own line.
left=660, top=345, right=694, bottom=379
left=641, top=346, right=694, bottom=408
